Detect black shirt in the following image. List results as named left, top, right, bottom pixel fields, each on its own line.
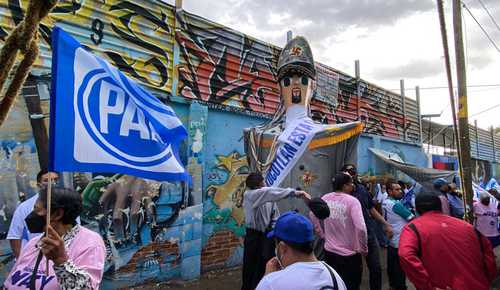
left=351, top=181, right=376, bottom=238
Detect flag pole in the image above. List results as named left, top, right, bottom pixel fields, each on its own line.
left=46, top=173, right=52, bottom=274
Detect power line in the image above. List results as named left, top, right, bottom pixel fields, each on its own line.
left=461, top=2, right=500, bottom=53
left=469, top=103, right=500, bottom=117
left=477, top=0, right=500, bottom=33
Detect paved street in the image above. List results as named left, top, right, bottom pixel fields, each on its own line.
left=130, top=248, right=417, bottom=290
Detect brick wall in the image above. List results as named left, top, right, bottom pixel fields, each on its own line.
left=201, top=230, right=242, bottom=272
left=117, top=241, right=180, bottom=273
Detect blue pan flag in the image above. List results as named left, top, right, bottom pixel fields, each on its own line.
left=49, top=27, right=190, bottom=182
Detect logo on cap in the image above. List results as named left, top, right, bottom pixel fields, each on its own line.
left=290, top=46, right=303, bottom=56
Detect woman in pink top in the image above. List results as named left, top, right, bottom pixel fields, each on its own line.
left=474, top=192, right=500, bottom=248
left=310, top=173, right=367, bottom=290
left=4, top=187, right=106, bottom=290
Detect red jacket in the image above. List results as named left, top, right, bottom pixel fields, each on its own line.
left=398, top=211, right=497, bottom=290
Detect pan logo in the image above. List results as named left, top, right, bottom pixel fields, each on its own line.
left=76, top=67, right=173, bottom=167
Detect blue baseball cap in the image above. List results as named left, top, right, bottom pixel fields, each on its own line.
left=433, top=178, right=449, bottom=189
left=267, top=211, right=314, bottom=243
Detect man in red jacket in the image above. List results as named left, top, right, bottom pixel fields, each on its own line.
left=398, top=192, right=497, bottom=290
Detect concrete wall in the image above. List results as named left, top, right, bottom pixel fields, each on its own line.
left=357, top=134, right=428, bottom=178
left=0, top=0, right=427, bottom=288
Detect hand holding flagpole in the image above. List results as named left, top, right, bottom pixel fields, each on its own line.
left=45, top=173, right=52, bottom=275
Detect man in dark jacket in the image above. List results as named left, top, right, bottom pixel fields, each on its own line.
left=341, top=164, right=393, bottom=290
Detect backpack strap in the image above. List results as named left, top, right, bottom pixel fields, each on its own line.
left=29, top=249, right=44, bottom=290
left=408, top=223, right=422, bottom=257
left=320, top=262, right=339, bottom=290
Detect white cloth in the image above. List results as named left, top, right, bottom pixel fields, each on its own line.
left=374, top=184, right=387, bottom=204
left=256, top=261, right=347, bottom=290
left=6, top=194, right=40, bottom=248
left=284, top=105, right=309, bottom=127
left=266, top=106, right=322, bottom=187
left=376, top=190, right=388, bottom=204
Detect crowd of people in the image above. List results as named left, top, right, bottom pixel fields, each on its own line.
left=2, top=166, right=500, bottom=289
left=243, top=165, right=500, bottom=290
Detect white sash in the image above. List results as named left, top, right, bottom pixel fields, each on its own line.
left=265, top=116, right=322, bottom=187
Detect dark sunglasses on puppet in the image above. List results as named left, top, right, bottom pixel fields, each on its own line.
left=280, top=71, right=312, bottom=107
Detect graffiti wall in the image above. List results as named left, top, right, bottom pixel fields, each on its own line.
left=0, top=0, right=425, bottom=287
left=0, top=0, right=175, bottom=92
left=0, top=0, right=421, bottom=140
left=472, top=158, right=493, bottom=185
left=0, top=97, right=210, bottom=288
left=0, top=95, right=40, bottom=280
left=201, top=110, right=262, bottom=272
left=174, top=11, right=281, bottom=117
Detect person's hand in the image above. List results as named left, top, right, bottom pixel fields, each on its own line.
left=383, top=224, right=394, bottom=240
left=264, top=257, right=281, bottom=275
left=296, top=191, right=311, bottom=201
left=40, top=225, right=68, bottom=266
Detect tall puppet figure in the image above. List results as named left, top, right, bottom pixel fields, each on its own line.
left=244, top=36, right=363, bottom=209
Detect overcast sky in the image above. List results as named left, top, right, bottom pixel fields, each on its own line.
left=166, top=0, right=500, bottom=130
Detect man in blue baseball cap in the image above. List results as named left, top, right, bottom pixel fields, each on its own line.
left=433, top=178, right=451, bottom=215
left=256, top=211, right=346, bottom=290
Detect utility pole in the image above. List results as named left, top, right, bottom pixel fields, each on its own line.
left=453, top=0, right=474, bottom=223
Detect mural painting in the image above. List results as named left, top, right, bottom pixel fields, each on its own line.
left=76, top=174, right=193, bottom=287
left=0, top=101, right=199, bottom=287
left=174, top=11, right=281, bottom=115
left=0, top=0, right=419, bottom=143
left=0, top=95, right=41, bottom=281
left=0, top=2, right=196, bottom=286
left=202, top=151, right=248, bottom=271
left=307, top=65, right=416, bottom=142
left=0, top=0, right=426, bottom=287
left=333, top=79, right=413, bottom=141
left=0, top=0, right=175, bottom=92
left=472, top=158, right=493, bottom=185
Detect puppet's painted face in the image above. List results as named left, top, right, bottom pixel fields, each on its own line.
left=280, top=73, right=313, bottom=110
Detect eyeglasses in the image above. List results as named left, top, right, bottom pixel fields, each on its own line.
left=282, top=75, right=309, bottom=87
